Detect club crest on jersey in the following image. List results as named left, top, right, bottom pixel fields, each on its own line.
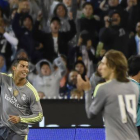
left=21, top=94, right=27, bottom=101
left=13, top=90, right=19, bottom=97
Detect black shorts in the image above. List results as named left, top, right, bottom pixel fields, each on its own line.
left=0, top=127, right=27, bottom=140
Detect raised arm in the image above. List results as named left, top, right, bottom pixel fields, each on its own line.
left=53, top=57, right=67, bottom=78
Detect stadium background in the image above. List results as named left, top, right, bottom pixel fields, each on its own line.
left=28, top=99, right=104, bottom=140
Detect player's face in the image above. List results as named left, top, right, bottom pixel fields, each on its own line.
left=41, top=64, right=51, bottom=76
left=100, top=57, right=114, bottom=80
left=13, top=61, right=29, bottom=79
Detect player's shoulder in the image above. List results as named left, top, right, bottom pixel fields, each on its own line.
left=0, top=73, right=13, bottom=79
left=93, top=81, right=111, bottom=97
left=26, top=81, right=40, bottom=101
left=96, top=80, right=112, bottom=89
left=129, top=80, right=139, bottom=91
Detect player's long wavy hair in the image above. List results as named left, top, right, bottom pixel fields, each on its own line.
left=105, top=50, right=129, bottom=82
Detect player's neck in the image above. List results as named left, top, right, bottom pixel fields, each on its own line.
left=109, top=72, right=116, bottom=81
left=13, top=77, right=27, bottom=86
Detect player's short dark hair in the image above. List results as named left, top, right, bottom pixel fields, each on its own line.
left=105, top=50, right=129, bottom=82
left=12, top=57, right=29, bottom=67
left=82, top=2, right=94, bottom=9
left=128, top=55, right=140, bottom=76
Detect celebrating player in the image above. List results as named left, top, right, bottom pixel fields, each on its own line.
left=0, top=58, right=43, bottom=140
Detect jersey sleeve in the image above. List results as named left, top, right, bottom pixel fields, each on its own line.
left=20, top=83, right=43, bottom=124
left=0, top=73, right=10, bottom=86
left=89, top=84, right=106, bottom=116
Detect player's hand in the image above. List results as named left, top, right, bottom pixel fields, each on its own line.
left=8, top=115, right=20, bottom=124
left=77, top=74, right=91, bottom=91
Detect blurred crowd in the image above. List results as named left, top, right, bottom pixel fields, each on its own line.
left=0, top=0, right=140, bottom=99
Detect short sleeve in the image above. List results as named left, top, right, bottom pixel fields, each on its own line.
left=89, top=84, right=107, bottom=115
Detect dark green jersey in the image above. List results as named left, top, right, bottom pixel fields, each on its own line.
left=0, top=73, right=43, bottom=136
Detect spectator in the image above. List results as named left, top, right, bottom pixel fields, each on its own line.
left=69, top=30, right=97, bottom=77
left=63, top=0, right=72, bottom=15
left=0, top=7, right=3, bottom=18
left=46, top=3, right=70, bottom=32
left=0, top=18, right=17, bottom=69
left=34, top=14, right=76, bottom=62
left=74, top=60, right=87, bottom=80
left=33, top=56, right=66, bottom=98
left=63, top=69, right=84, bottom=99
left=63, top=70, right=78, bottom=98
left=0, top=0, right=10, bottom=18
left=12, top=3, right=44, bottom=64
left=71, top=88, right=84, bottom=100
left=59, top=54, right=68, bottom=94
left=125, top=0, right=136, bottom=12
left=77, top=2, right=100, bottom=47
left=128, top=21, right=140, bottom=56
left=96, top=10, right=131, bottom=58
left=128, top=0, right=140, bottom=33
left=99, top=0, right=128, bottom=28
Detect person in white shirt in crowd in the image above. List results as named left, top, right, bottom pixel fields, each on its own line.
left=33, top=56, right=66, bottom=99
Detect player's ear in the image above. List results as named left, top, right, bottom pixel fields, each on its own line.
left=12, top=66, right=16, bottom=71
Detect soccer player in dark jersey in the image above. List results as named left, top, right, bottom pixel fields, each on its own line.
left=0, top=58, right=43, bottom=140
left=77, top=50, right=139, bottom=140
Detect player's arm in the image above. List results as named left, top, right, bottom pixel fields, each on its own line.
left=0, top=73, right=9, bottom=86
left=85, top=90, right=97, bottom=119
left=86, top=84, right=106, bottom=119
left=19, top=86, right=43, bottom=124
